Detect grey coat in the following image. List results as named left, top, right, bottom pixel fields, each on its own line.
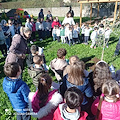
left=5, top=32, right=30, bottom=69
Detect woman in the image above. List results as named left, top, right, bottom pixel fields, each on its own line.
left=62, top=12, right=75, bottom=26
left=5, top=27, right=32, bottom=70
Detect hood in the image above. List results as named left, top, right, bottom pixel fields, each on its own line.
left=6, top=77, right=22, bottom=93
left=59, top=103, right=80, bottom=120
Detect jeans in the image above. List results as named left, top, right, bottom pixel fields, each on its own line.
left=61, top=36, right=65, bottom=43
left=69, top=39, right=75, bottom=46
left=17, top=113, right=31, bottom=120
left=84, top=36, right=89, bottom=44
left=56, top=36, right=60, bottom=42
left=5, top=36, right=11, bottom=50
left=53, top=34, right=56, bottom=41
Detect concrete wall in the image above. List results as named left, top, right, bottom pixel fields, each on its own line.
left=3, top=6, right=115, bottom=18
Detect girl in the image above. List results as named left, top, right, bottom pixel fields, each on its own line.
left=93, top=61, right=112, bottom=96
left=60, top=62, right=94, bottom=119
left=91, top=80, right=120, bottom=120
left=29, top=73, right=63, bottom=120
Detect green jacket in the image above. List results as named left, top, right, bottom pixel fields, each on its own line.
left=60, top=29, right=65, bottom=36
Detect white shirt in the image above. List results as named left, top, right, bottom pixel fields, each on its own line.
left=62, top=17, right=75, bottom=25
left=65, top=27, right=69, bottom=37
left=81, top=24, right=85, bottom=34
left=68, top=30, right=73, bottom=40
left=84, top=28, right=92, bottom=36
left=91, top=30, right=97, bottom=40
left=56, top=29, right=60, bottom=36
left=105, top=29, right=112, bottom=39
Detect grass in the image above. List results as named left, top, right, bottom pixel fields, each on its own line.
left=0, top=17, right=120, bottom=120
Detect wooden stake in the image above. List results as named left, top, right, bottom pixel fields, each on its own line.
left=114, top=1, right=118, bottom=22
left=80, top=3, right=82, bottom=27
left=90, top=3, right=92, bottom=22
left=97, top=3, right=99, bottom=17
left=119, top=4, right=120, bottom=19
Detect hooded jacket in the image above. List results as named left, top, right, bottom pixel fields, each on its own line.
left=3, top=77, right=30, bottom=113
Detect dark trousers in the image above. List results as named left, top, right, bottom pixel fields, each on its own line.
left=81, top=34, right=84, bottom=43
left=38, top=30, right=44, bottom=39
left=31, top=31, right=36, bottom=40
left=17, top=113, right=31, bottom=120
left=56, top=36, right=60, bottom=42
left=0, top=43, right=7, bottom=56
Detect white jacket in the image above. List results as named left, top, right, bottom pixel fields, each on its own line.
left=62, top=17, right=75, bottom=25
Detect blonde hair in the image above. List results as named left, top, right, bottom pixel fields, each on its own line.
left=68, top=62, right=85, bottom=85
left=69, top=55, right=80, bottom=65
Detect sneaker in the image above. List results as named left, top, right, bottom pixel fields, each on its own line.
left=106, top=46, right=108, bottom=48
left=30, top=41, right=33, bottom=44
left=90, top=46, right=93, bottom=48
left=94, top=46, right=96, bottom=49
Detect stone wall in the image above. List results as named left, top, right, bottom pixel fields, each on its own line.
left=2, top=6, right=116, bottom=18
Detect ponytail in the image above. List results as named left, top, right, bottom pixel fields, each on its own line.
left=37, top=73, right=52, bottom=108
left=96, top=94, right=104, bottom=119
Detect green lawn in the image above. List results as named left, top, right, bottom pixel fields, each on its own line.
left=0, top=17, right=120, bottom=120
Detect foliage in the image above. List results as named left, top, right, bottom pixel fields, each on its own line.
left=0, top=17, right=120, bottom=120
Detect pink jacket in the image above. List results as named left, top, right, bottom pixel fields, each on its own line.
left=28, top=90, right=63, bottom=120
left=91, top=97, right=120, bottom=120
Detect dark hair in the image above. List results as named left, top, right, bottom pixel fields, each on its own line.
left=93, top=61, right=111, bottom=94
left=4, top=62, right=20, bottom=77
left=64, top=87, right=83, bottom=109
left=33, top=55, right=43, bottom=64
left=30, top=45, right=39, bottom=54
left=57, top=48, right=67, bottom=59
left=96, top=80, right=119, bottom=119
left=94, top=27, right=98, bottom=30
left=99, top=23, right=104, bottom=28
left=37, top=73, right=52, bottom=108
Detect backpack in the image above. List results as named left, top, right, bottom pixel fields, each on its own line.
left=28, top=66, right=46, bottom=88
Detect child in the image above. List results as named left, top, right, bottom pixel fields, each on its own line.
left=25, top=18, right=33, bottom=31
left=46, top=10, right=52, bottom=20
left=60, top=25, right=65, bottom=44
left=31, top=18, right=36, bottom=41
left=90, top=27, right=98, bottom=49
left=91, top=80, right=120, bottom=120
left=53, top=87, right=88, bottom=120
left=45, top=19, right=51, bottom=38
left=65, top=23, right=70, bottom=44
left=81, top=23, right=86, bottom=43
left=84, top=25, right=92, bottom=45
left=76, top=23, right=81, bottom=41
left=3, top=62, right=31, bottom=120
left=0, top=25, right=7, bottom=57
left=68, top=26, right=74, bottom=46
left=73, top=25, right=79, bottom=43
left=50, top=48, right=68, bottom=81
left=52, top=17, right=61, bottom=28
left=28, top=55, right=46, bottom=88
left=104, top=25, right=112, bottom=48
left=52, top=25, right=57, bottom=41
left=56, top=26, right=61, bottom=42
left=29, top=73, right=63, bottom=120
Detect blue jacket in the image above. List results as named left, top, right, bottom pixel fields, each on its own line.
left=61, top=74, right=93, bottom=105
left=3, top=77, right=30, bottom=113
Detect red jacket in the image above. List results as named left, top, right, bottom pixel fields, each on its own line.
left=51, top=21, right=61, bottom=28
left=53, top=104, right=88, bottom=120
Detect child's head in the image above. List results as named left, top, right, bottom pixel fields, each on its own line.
left=69, top=55, right=80, bottom=65
left=37, top=18, right=40, bottom=22
left=74, top=25, right=77, bottom=29
left=53, top=17, right=57, bottom=22
left=97, top=80, right=119, bottom=119
left=69, top=26, right=72, bottom=31
left=68, top=62, right=85, bottom=85
left=56, top=25, right=59, bottom=29
left=33, top=55, right=43, bottom=65
left=93, top=61, right=111, bottom=92
left=99, top=23, right=104, bottom=28
left=64, top=87, right=83, bottom=109
left=46, top=19, right=49, bottom=22
left=61, top=25, right=64, bottom=29
left=4, top=62, right=21, bottom=78
left=30, top=45, right=39, bottom=55
left=8, top=20, right=12, bottom=25
left=65, top=23, right=70, bottom=28
left=26, top=18, right=30, bottom=23
left=53, top=25, right=56, bottom=29
left=48, top=10, right=51, bottom=14
left=94, top=27, right=98, bottom=31
left=31, top=18, right=34, bottom=22
left=57, top=48, right=67, bottom=59
left=37, top=73, right=52, bottom=107
left=106, top=25, right=110, bottom=30
left=76, top=23, right=79, bottom=27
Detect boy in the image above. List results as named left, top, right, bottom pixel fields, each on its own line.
left=50, top=48, right=68, bottom=81
left=28, top=55, right=46, bottom=88
left=90, top=27, right=98, bottom=49
left=3, top=62, right=31, bottom=120
left=60, top=25, right=65, bottom=44
left=53, top=87, right=88, bottom=120
left=52, top=25, right=57, bottom=41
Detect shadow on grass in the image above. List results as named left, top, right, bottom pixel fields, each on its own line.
left=109, top=37, right=119, bottom=45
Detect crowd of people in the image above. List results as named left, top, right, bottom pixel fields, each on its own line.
left=1, top=8, right=120, bottom=120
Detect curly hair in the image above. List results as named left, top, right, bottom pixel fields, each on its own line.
left=93, top=61, right=112, bottom=95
